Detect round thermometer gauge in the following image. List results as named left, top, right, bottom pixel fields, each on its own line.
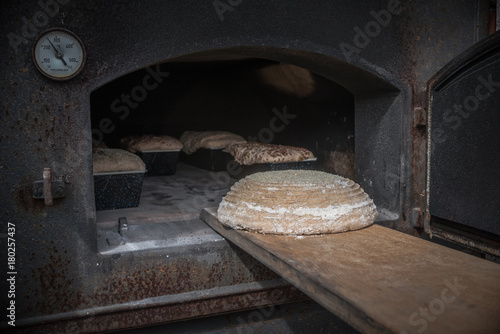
left=33, top=28, right=85, bottom=80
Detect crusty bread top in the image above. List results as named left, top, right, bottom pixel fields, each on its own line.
left=93, top=148, right=146, bottom=173
left=121, top=134, right=182, bottom=152
left=180, top=131, right=246, bottom=154
left=228, top=142, right=314, bottom=165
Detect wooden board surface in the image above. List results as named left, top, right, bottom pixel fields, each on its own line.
left=201, top=208, right=500, bottom=334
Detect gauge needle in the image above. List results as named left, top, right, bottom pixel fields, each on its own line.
left=46, top=38, right=68, bottom=66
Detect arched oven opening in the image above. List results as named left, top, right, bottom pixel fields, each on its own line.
left=89, top=48, right=402, bottom=252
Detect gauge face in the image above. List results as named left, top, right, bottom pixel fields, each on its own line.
left=33, top=28, right=85, bottom=80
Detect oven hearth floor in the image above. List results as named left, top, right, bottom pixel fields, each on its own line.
left=96, top=162, right=235, bottom=227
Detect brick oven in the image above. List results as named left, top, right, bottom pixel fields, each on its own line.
left=1, top=0, right=499, bottom=333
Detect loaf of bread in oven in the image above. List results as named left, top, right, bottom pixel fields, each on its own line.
left=121, top=134, right=183, bottom=152
left=217, top=170, right=377, bottom=235
left=227, top=142, right=314, bottom=165
left=92, top=148, right=146, bottom=173
left=180, top=131, right=246, bottom=154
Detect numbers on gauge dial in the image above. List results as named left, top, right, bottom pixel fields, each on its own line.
left=34, top=30, right=84, bottom=79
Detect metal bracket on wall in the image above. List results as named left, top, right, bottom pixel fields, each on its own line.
left=33, top=168, right=66, bottom=206
left=409, top=207, right=424, bottom=229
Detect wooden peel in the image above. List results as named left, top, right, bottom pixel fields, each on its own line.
left=201, top=207, right=500, bottom=334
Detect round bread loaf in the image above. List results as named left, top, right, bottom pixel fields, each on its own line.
left=217, top=170, right=377, bottom=235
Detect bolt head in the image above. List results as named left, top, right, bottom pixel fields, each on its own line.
left=54, top=186, right=65, bottom=197
left=33, top=187, right=43, bottom=198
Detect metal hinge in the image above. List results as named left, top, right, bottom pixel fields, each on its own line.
left=33, top=168, right=65, bottom=206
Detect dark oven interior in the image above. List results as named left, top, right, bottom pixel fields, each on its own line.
left=89, top=49, right=404, bottom=252
left=91, top=59, right=356, bottom=178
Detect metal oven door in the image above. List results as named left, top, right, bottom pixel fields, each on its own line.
left=426, top=30, right=500, bottom=257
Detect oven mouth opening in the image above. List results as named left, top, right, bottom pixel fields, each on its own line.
left=89, top=48, right=402, bottom=253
